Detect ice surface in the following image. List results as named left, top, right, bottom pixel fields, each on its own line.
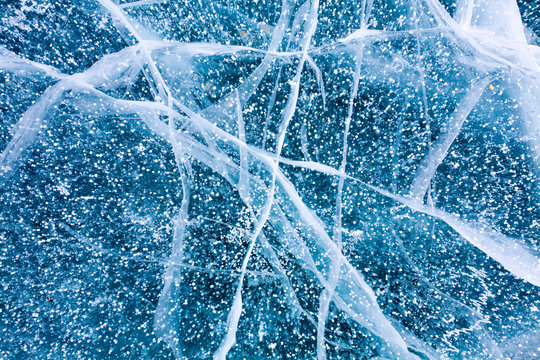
left=1, top=0, right=539, bottom=359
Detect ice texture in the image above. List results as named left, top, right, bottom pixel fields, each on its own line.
left=1, top=0, right=539, bottom=359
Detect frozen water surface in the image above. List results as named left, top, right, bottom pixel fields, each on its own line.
left=1, top=0, right=539, bottom=359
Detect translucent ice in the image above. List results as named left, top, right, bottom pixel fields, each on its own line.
left=1, top=0, right=539, bottom=359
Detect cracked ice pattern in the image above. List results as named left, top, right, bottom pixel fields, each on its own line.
left=1, top=0, right=539, bottom=359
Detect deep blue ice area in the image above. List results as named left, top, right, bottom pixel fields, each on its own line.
left=1, top=1, right=539, bottom=359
